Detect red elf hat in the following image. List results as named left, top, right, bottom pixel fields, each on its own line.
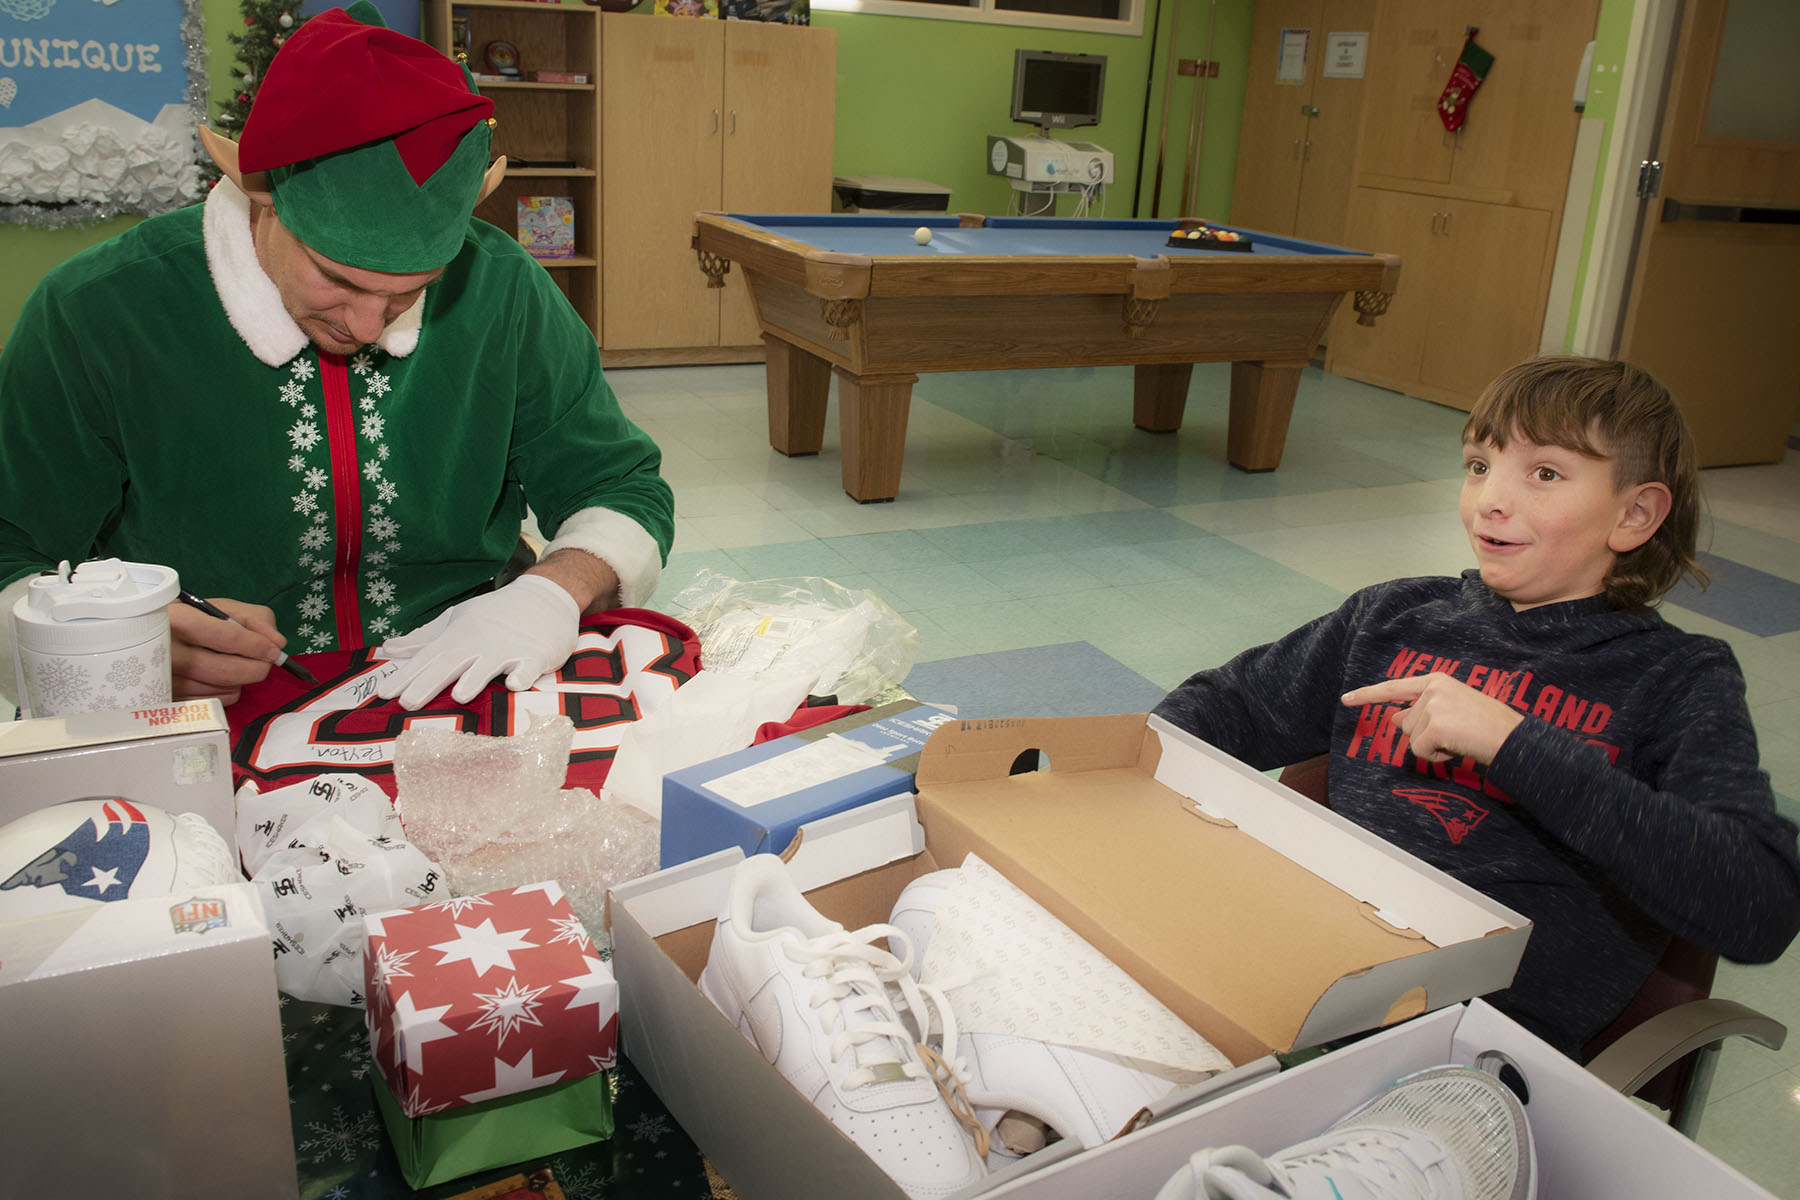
left=236, top=2, right=495, bottom=273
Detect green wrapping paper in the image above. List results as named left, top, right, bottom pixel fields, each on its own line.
left=372, top=1068, right=614, bottom=1190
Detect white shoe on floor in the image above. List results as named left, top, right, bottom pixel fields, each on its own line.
left=699, top=854, right=987, bottom=1200
left=1154, top=1064, right=1536, bottom=1200
left=889, top=868, right=1178, bottom=1153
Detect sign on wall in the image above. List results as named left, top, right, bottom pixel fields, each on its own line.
left=0, top=0, right=207, bottom=224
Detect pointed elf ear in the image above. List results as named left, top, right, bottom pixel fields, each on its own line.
left=198, top=124, right=274, bottom=206
left=477, top=154, right=508, bottom=204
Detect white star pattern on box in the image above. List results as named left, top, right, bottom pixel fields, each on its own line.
left=430, top=918, right=539, bottom=977
left=470, top=977, right=552, bottom=1045
left=366, top=884, right=620, bottom=1118
left=461, top=1050, right=565, bottom=1105
left=559, top=957, right=616, bottom=1033
left=369, top=944, right=415, bottom=989
left=391, top=991, right=457, bottom=1074
left=548, top=913, right=592, bottom=950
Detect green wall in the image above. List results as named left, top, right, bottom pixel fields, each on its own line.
left=815, top=0, right=1252, bottom=222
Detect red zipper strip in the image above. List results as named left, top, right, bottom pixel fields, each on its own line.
left=320, top=351, right=365, bottom=649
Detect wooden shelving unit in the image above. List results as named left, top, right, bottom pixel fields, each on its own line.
left=422, top=0, right=602, bottom=339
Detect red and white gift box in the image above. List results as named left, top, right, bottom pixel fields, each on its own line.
left=362, top=881, right=618, bottom=1118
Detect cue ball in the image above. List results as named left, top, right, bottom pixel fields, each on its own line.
left=913, top=226, right=932, bottom=245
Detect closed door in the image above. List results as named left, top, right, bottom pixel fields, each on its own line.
left=601, top=17, right=725, bottom=350
left=1445, top=0, right=1599, bottom=209
left=1354, top=0, right=1457, bottom=186
left=1329, top=187, right=1444, bottom=382
left=1618, top=0, right=1800, bottom=466
left=717, top=23, right=836, bottom=347
left=1232, top=0, right=1322, bottom=235
left=1417, top=199, right=1553, bottom=402
left=1294, top=0, right=1378, bottom=246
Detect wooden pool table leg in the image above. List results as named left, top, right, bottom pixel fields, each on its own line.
left=763, top=335, right=831, bottom=456
left=833, top=367, right=918, bottom=503
left=1227, top=360, right=1304, bottom=471
left=1133, top=363, right=1193, bottom=431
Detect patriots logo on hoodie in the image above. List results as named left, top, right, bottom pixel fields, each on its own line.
left=0, top=798, right=152, bottom=903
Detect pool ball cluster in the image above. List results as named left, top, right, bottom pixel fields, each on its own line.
left=1167, top=225, right=1255, bottom=252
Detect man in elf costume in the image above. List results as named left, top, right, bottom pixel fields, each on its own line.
left=0, top=4, right=673, bottom=712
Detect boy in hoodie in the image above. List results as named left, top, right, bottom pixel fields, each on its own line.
left=1153, top=355, right=1800, bottom=1055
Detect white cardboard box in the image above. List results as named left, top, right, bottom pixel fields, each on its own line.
left=0, top=699, right=237, bottom=857
left=0, top=881, right=297, bottom=1199
left=609, top=713, right=1534, bottom=1199
left=1003, top=999, right=1775, bottom=1200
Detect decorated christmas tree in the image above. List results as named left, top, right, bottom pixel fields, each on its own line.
left=199, top=0, right=309, bottom=185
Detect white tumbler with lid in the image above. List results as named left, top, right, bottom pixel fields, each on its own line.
left=11, top=558, right=181, bottom=719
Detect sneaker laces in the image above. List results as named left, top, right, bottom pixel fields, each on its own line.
left=783, top=924, right=930, bottom=1087
left=814, top=922, right=993, bottom=1160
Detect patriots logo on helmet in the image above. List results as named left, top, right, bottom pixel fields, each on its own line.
left=0, top=797, right=153, bottom=903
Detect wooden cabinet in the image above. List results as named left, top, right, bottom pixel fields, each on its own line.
left=1230, top=0, right=1376, bottom=247
left=1329, top=188, right=1552, bottom=406
left=1325, top=0, right=1596, bottom=410
left=599, top=16, right=835, bottom=362
left=422, top=0, right=602, bottom=339
left=1355, top=0, right=1599, bottom=212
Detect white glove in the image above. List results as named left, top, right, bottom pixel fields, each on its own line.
left=375, top=574, right=581, bottom=710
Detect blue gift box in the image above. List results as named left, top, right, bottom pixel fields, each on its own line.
left=659, top=701, right=953, bottom=867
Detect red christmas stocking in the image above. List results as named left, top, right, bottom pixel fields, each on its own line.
left=1438, top=35, right=1495, bottom=132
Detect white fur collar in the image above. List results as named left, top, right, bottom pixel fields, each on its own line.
left=203, top=178, right=425, bottom=366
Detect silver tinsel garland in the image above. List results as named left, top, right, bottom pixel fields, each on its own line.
left=0, top=0, right=210, bottom=229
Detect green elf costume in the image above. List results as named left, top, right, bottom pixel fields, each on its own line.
left=0, top=4, right=673, bottom=712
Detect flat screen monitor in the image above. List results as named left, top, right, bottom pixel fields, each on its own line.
left=1010, top=49, right=1106, bottom=133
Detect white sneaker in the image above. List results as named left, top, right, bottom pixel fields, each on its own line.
left=1154, top=1065, right=1536, bottom=1200
left=889, top=868, right=1178, bottom=1152
left=699, top=854, right=987, bottom=1200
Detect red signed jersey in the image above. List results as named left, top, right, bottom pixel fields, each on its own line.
left=228, top=609, right=704, bottom=798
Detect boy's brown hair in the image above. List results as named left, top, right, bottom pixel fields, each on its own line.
left=1464, top=356, right=1706, bottom=609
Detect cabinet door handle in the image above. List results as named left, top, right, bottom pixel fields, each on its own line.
left=730, top=109, right=738, bottom=135
left=712, top=108, right=720, bottom=134
left=1442, top=210, right=1453, bottom=236
left=1292, top=138, right=1302, bottom=160
left=1302, top=140, right=1311, bottom=162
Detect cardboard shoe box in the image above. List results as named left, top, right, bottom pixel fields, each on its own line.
left=610, top=713, right=1533, bottom=1200
left=1034, top=998, right=1780, bottom=1200
left=0, top=699, right=236, bottom=857
left=0, top=881, right=297, bottom=1199
left=659, top=700, right=955, bottom=868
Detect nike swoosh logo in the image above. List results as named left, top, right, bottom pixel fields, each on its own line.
left=746, top=980, right=784, bottom=1065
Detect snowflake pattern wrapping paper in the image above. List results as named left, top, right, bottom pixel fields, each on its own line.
left=363, top=881, right=618, bottom=1118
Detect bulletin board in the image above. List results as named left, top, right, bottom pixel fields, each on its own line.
left=0, top=0, right=209, bottom=226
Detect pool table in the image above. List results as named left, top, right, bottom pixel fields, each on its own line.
left=691, top=212, right=1400, bottom=503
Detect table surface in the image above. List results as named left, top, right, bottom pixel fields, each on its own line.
left=719, top=213, right=1370, bottom=261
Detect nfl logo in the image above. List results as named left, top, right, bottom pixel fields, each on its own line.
left=169, top=897, right=229, bottom=935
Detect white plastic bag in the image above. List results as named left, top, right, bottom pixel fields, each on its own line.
left=667, top=568, right=919, bottom=705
